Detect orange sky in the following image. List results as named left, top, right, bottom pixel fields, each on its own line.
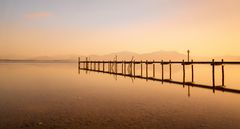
left=1, top=0, right=240, bottom=58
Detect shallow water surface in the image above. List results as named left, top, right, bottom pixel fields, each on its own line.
left=0, top=63, right=240, bottom=129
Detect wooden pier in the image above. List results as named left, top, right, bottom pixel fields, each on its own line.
left=78, top=57, right=240, bottom=94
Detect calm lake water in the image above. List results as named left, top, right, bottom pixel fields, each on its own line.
left=0, top=63, right=240, bottom=129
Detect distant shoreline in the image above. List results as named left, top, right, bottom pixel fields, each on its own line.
left=0, top=59, right=76, bottom=63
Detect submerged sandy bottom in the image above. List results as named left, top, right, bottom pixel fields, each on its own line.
left=0, top=63, right=240, bottom=129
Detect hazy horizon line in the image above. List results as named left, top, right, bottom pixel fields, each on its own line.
left=2, top=50, right=240, bottom=59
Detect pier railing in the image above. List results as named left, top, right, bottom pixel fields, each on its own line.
left=78, top=57, right=240, bottom=94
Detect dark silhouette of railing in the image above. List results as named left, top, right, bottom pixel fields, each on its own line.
left=78, top=57, right=240, bottom=94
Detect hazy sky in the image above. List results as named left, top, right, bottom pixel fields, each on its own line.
left=1, top=0, right=240, bottom=58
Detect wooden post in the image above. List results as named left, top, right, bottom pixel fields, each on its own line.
left=124, top=61, right=126, bottom=74
left=113, top=61, right=115, bottom=73
left=109, top=61, right=112, bottom=73
left=141, top=60, right=143, bottom=76
left=222, top=59, right=224, bottom=86
left=85, top=57, right=87, bottom=70
left=87, top=58, right=89, bottom=70
left=182, top=60, right=185, bottom=83
left=110, top=61, right=112, bottom=73
left=146, top=60, right=148, bottom=78
left=107, top=62, right=109, bottom=72
left=112, top=61, right=113, bottom=73
left=86, top=57, right=88, bottom=69
left=92, top=61, right=93, bottom=70
left=161, top=60, right=164, bottom=80
left=130, top=61, right=133, bottom=75
left=89, top=61, right=91, bottom=70
left=212, top=59, right=215, bottom=87
left=122, top=61, right=124, bottom=74
left=98, top=62, right=100, bottom=71
left=109, top=61, right=111, bottom=73
left=92, top=61, right=94, bottom=70
left=111, top=61, right=112, bottom=73
left=116, top=61, right=117, bottom=74
left=153, top=60, right=155, bottom=77
left=134, top=60, right=136, bottom=76
left=96, top=62, right=98, bottom=71
left=109, top=62, right=111, bottom=73
left=169, top=60, right=172, bottom=80
left=78, top=57, right=80, bottom=69
left=103, top=61, right=105, bottom=72
left=191, top=59, right=194, bottom=82
left=99, top=61, right=100, bottom=71
left=94, top=62, right=96, bottom=70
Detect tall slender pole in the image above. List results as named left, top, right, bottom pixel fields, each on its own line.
left=222, top=59, right=225, bottom=86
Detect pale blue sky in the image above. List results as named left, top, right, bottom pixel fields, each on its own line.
left=1, top=0, right=183, bottom=28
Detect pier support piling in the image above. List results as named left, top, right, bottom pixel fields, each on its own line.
left=153, top=60, right=155, bottom=77
left=146, top=60, right=148, bottom=78
left=169, top=60, right=172, bottom=80
left=141, top=60, right=143, bottom=76
left=182, top=60, right=185, bottom=83
left=191, top=60, right=194, bottom=82
left=222, top=59, right=225, bottom=86
left=212, top=59, right=215, bottom=87
left=134, top=60, right=136, bottom=76
left=122, top=61, right=124, bottom=74
left=78, top=57, right=80, bottom=69
left=161, top=60, right=164, bottom=81
left=103, top=61, right=105, bottom=72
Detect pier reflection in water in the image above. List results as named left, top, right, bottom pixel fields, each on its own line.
left=0, top=63, right=240, bottom=129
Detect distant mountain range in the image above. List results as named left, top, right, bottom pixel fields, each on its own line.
left=82, top=51, right=187, bottom=61
left=1, top=51, right=240, bottom=63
